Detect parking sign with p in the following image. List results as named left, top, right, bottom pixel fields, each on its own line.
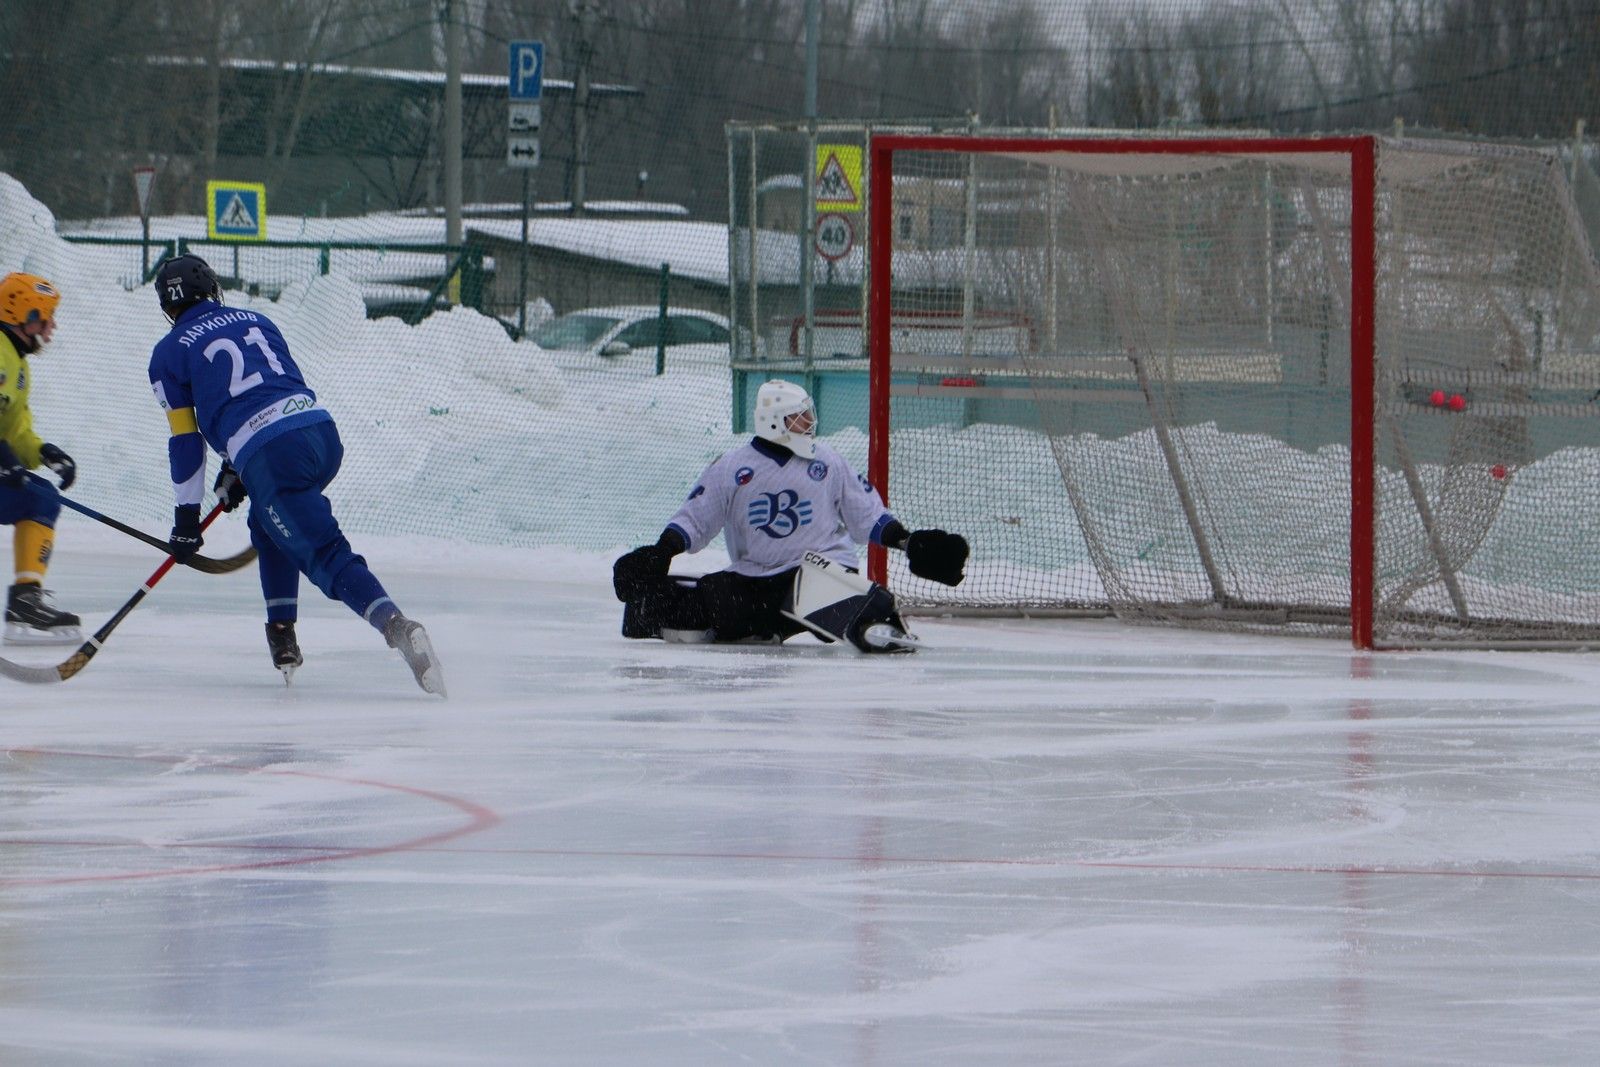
left=508, top=41, right=544, bottom=100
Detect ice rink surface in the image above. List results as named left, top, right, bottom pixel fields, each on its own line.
left=2, top=520, right=1599, bottom=1065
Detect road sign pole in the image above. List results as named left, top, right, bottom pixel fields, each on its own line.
left=508, top=40, right=544, bottom=338
left=132, top=165, right=157, bottom=277
left=519, top=169, right=531, bottom=338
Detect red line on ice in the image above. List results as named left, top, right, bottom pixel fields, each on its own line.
left=0, top=747, right=501, bottom=886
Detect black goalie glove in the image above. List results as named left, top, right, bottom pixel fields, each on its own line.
left=613, top=543, right=676, bottom=602
left=613, top=530, right=687, bottom=601
left=905, top=529, right=969, bottom=587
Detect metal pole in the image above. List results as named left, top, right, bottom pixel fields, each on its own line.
left=1574, top=118, right=1587, bottom=188
left=802, top=124, right=817, bottom=371
left=805, top=0, right=819, bottom=120
left=725, top=123, right=741, bottom=368
left=444, top=0, right=463, bottom=246
left=1387, top=418, right=1471, bottom=624
left=518, top=169, right=530, bottom=338
left=1129, top=352, right=1229, bottom=605
left=858, top=122, right=871, bottom=365
left=573, top=0, right=595, bottom=217
left=960, top=121, right=978, bottom=370
left=748, top=128, right=760, bottom=366
left=655, top=263, right=669, bottom=376
left=802, top=0, right=820, bottom=371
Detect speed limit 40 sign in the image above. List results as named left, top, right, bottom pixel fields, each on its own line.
left=815, top=213, right=854, bottom=261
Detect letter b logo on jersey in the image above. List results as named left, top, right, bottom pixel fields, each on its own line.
left=748, top=489, right=812, bottom=539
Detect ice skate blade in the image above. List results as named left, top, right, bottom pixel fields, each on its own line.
left=277, top=664, right=297, bottom=686
left=392, top=622, right=447, bottom=697
left=4, top=623, right=82, bottom=647
left=860, top=623, right=919, bottom=653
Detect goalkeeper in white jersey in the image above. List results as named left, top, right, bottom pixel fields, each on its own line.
left=612, top=379, right=967, bottom=652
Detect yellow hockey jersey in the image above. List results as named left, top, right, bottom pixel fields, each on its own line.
left=0, top=330, right=43, bottom=467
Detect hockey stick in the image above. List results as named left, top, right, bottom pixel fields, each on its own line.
left=0, top=502, right=226, bottom=684
left=33, top=475, right=256, bottom=575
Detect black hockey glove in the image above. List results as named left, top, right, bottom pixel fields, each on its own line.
left=0, top=441, right=25, bottom=490
left=612, top=530, right=686, bottom=602
left=39, top=443, right=75, bottom=490
left=169, top=505, right=204, bottom=563
left=904, top=528, right=969, bottom=587
left=213, top=462, right=247, bottom=512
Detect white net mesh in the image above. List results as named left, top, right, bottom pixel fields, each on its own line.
left=875, top=136, right=1600, bottom=646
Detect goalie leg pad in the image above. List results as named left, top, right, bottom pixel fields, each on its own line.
left=621, top=576, right=708, bottom=639
left=782, top=553, right=914, bottom=653
left=623, top=572, right=799, bottom=644
left=696, top=570, right=805, bottom=644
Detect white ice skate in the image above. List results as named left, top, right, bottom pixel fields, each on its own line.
left=384, top=615, right=447, bottom=697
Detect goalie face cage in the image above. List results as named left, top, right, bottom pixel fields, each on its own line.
left=866, top=134, right=1600, bottom=650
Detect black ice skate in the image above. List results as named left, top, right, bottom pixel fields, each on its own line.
left=383, top=614, right=446, bottom=697
left=266, top=621, right=303, bottom=685
left=4, top=583, right=82, bottom=646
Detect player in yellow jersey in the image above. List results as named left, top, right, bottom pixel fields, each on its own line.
left=0, top=272, right=80, bottom=644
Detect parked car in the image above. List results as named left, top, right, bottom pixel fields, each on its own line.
left=526, top=305, right=732, bottom=366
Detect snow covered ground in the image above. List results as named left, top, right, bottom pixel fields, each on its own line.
left=5, top=172, right=1600, bottom=1064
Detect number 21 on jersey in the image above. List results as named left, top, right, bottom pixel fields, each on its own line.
left=203, top=326, right=286, bottom=396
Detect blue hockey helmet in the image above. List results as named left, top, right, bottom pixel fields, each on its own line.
left=156, top=254, right=222, bottom=322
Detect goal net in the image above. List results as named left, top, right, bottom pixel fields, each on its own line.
left=867, top=134, right=1600, bottom=648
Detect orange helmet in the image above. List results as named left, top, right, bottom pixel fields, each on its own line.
left=0, top=273, right=60, bottom=329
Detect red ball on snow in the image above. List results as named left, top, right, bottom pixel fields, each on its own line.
left=1429, top=389, right=1446, bottom=407
left=1448, top=394, right=1466, bottom=411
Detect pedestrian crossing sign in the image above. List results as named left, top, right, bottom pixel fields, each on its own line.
left=814, top=145, right=863, bottom=213
left=206, top=180, right=267, bottom=241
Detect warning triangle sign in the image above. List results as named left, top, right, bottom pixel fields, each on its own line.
left=219, top=194, right=256, bottom=230
left=815, top=153, right=858, bottom=206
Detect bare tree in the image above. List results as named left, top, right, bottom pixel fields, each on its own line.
left=958, top=1, right=1072, bottom=126
left=1408, top=0, right=1600, bottom=137
left=1184, top=6, right=1289, bottom=127
left=1086, top=4, right=1184, bottom=128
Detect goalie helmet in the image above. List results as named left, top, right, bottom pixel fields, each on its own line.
left=753, top=379, right=817, bottom=459
left=156, top=254, right=222, bottom=323
left=0, top=272, right=60, bottom=329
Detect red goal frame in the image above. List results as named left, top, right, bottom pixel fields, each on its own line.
left=865, top=134, right=1379, bottom=647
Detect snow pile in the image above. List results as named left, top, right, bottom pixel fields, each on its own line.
left=0, top=175, right=760, bottom=555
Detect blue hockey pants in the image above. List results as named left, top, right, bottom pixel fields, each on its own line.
left=238, top=420, right=395, bottom=630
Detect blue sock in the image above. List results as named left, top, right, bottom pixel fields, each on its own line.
left=332, top=564, right=397, bottom=631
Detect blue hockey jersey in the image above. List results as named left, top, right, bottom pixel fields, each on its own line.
left=148, top=303, right=331, bottom=504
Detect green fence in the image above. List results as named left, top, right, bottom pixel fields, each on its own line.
left=62, top=234, right=487, bottom=326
